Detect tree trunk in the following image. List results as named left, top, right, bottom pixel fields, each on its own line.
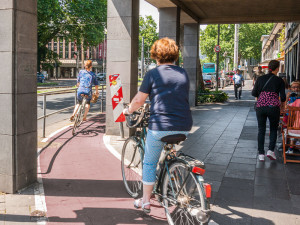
left=197, top=59, right=205, bottom=91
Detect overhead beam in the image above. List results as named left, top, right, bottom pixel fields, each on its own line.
left=169, top=0, right=199, bottom=22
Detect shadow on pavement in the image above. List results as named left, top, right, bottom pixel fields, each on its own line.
left=48, top=207, right=167, bottom=225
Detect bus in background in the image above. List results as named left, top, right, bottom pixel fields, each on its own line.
left=202, top=63, right=216, bottom=88
left=202, top=63, right=216, bottom=75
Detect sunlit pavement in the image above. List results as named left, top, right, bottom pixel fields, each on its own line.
left=38, top=80, right=300, bottom=225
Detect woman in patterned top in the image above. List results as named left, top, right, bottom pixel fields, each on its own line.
left=252, top=60, right=286, bottom=162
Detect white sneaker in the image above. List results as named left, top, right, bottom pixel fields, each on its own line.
left=267, top=150, right=276, bottom=160
left=285, top=149, right=294, bottom=154
left=258, top=154, right=265, bottom=162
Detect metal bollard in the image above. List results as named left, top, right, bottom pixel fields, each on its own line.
left=119, top=122, right=125, bottom=139
left=75, top=89, right=77, bottom=105
left=101, top=84, right=104, bottom=113
left=42, top=94, right=46, bottom=138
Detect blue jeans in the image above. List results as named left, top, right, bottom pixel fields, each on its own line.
left=142, top=130, right=189, bottom=185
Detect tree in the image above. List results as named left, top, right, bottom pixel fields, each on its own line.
left=139, top=16, right=158, bottom=62
left=38, top=0, right=65, bottom=71
left=200, top=23, right=274, bottom=70
left=37, top=0, right=107, bottom=71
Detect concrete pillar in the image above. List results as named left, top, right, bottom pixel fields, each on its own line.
left=106, top=0, right=139, bottom=135
left=0, top=0, right=37, bottom=193
left=159, top=7, right=180, bottom=45
left=183, top=23, right=199, bottom=107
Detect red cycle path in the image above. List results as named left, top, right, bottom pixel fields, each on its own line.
left=39, top=115, right=167, bottom=225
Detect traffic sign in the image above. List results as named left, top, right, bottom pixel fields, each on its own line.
left=109, top=74, right=125, bottom=122
left=214, top=45, right=221, bottom=53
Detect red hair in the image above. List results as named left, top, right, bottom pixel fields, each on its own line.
left=150, top=38, right=179, bottom=64
left=85, top=60, right=92, bottom=69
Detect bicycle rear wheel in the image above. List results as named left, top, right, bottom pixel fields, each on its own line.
left=121, top=137, right=143, bottom=198
left=162, top=162, right=208, bottom=225
left=72, top=105, right=83, bottom=135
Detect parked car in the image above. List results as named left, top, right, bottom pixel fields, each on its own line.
left=202, top=74, right=212, bottom=89
left=225, top=71, right=235, bottom=84
left=96, top=73, right=106, bottom=82
left=37, top=72, right=45, bottom=83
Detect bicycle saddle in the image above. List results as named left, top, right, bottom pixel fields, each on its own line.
left=161, top=134, right=186, bottom=144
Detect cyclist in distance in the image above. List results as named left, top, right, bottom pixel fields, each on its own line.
left=123, top=37, right=193, bottom=213
left=70, top=60, right=99, bottom=121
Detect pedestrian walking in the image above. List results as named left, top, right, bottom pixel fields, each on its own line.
left=233, top=69, right=245, bottom=100
left=252, top=60, right=286, bottom=161
left=253, top=66, right=265, bottom=86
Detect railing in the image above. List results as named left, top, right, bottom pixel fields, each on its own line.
left=38, top=84, right=106, bottom=138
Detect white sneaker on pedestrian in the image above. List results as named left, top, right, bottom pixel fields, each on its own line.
left=267, top=150, right=276, bottom=160
left=258, top=154, right=265, bottom=162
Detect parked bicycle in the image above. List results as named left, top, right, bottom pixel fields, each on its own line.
left=121, top=104, right=211, bottom=225
left=72, top=94, right=88, bottom=135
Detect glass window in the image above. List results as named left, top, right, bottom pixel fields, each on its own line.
left=53, top=42, right=57, bottom=53
left=48, top=42, right=52, bottom=51
left=71, top=42, right=75, bottom=59
left=59, top=38, right=63, bottom=58
left=65, top=41, right=69, bottom=59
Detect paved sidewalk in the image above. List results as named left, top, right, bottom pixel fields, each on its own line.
left=1, top=80, right=300, bottom=224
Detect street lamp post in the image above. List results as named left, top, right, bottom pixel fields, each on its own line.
left=216, top=24, right=220, bottom=91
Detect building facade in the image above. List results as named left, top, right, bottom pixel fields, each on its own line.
left=261, top=22, right=300, bottom=83
left=46, top=37, right=107, bottom=78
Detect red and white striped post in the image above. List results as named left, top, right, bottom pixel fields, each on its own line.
left=109, top=74, right=125, bottom=138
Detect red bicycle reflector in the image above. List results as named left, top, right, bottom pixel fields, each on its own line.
left=192, top=167, right=205, bottom=175
left=204, top=183, right=212, bottom=198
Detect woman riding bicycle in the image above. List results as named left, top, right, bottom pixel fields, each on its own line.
left=123, top=37, right=193, bottom=213
left=70, top=60, right=99, bottom=121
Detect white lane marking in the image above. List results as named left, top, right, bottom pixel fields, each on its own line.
left=35, top=148, right=48, bottom=224
left=103, top=135, right=121, bottom=161
left=103, top=135, right=142, bottom=176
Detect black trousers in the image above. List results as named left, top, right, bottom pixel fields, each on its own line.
left=234, top=84, right=242, bottom=98
left=256, top=106, right=280, bottom=154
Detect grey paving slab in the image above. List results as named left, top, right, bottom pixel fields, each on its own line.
left=203, top=170, right=225, bottom=182
left=231, top=157, right=257, bottom=165
left=211, top=146, right=236, bottom=154
left=233, top=151, right=258, bottom=159
left=204, top=152, right=232, bottom=166
left=225, top=168, right=255, bottom=180
left=254, top=177, right=290, bottom=200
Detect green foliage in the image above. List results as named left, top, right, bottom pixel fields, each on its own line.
left=139, top=16, right=158, bottom=61
left=38, top=0, right=65, bottom=70
left=197, top=89, right=229, bottom=104
left=200, top=23, right=274, bottom=69
left=279, top=25, right=286, bottom=52
left=37, top=82, right=58, bottom=86
left=38, top=0, right=107, bottom=71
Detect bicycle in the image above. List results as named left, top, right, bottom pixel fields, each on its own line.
left=121, top=104, right=211, bottom=225
left=72, top=94, right=88, bottom=135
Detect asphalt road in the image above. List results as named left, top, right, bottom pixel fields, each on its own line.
left=37, top=91, right=106, bottom=131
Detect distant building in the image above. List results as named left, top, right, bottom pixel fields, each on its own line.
left=45, top=37, right=107, bottom=79
left=260, top=23, right=285, bottom=74
left=260, top=22, right=300, bottom=83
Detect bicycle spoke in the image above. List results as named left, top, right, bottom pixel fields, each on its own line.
left=162, top=162, right=207, bottom=225
left=121, top=137, right=143, bottom=198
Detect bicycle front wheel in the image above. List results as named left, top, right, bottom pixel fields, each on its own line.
left=121, top=137, right=143, bottom=198
left=72, top=105, right=83, bottom=135
left=162, top=162, right=208, bottom=225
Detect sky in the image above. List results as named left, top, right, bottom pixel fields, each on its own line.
left=139, top=0, right=159, bottom=24
left=139, top=0, right=207, bottom=30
